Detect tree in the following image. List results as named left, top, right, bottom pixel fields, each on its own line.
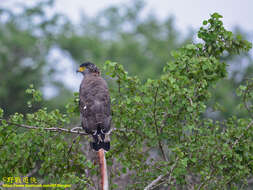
left=0, top=0, right=67, bottom=115
left=0, top=13, right=252, bottom=190
left=0, top=0, right=194, bottom=116
left=57, top=0, right=193, bottom=80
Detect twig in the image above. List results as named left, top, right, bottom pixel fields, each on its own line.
left=0, top=119, right=88, bottom=135
left=168, top=157, right=179, bottom=182
left=144, top=175, right=164, bottom=190
left=144, top=157, right=179, bottom=190
left=26, top=166, right=39, bottom=177
left=239, top=183, right=245, bottom=190
left=153, top=87, right=168, bottom=161
left=188, top=97, right=193, bottom=106
left=70, top=126, right=83, bottom=132
left=68, top=134, right=81, bottom=155
left=231, top=120, right=253, bottom=149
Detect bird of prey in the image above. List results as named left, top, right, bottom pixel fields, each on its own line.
left=77, top=62, right=111, bottom=151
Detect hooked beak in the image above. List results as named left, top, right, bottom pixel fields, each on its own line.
left=76, top=66, right=85, bottom=73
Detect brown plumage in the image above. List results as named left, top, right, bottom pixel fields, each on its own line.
left=77, top=62, right=111, bottom=151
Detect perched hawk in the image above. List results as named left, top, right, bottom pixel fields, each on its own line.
left=77, top=62, right=111, bottom=151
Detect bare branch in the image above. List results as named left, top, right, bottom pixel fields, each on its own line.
left=98, top=149, right=109, bottom=190
left=168, top=157, right=179, bottom=182
left=152, top=87, right=168, bottom=162
left=144, top=157, right=179, bottom=190
left=70, top=126, right=83, bottom=132
left=144, top=175, right=164, bottom=190
left=25, top=166, right=39, bottom=177
left=0, top=119, right=89, bottom=135
left=188, top=97, right=193, bottom=106
left=68, top=134, right=81, bottom=155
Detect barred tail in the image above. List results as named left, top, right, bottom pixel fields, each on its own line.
left=90, top=140, right=110, bottom=151
left=90, top=123, right=110, bottom=151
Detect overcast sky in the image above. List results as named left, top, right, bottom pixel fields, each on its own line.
left=2, top=0, right=253, bottom=32
left=52, top=0, right=253, bottom=32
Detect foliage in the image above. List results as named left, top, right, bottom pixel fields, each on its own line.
left=0, top=87, right=95, bottom=189
left=0, top=13, right=253, bottom=190
left=0, top=0, right=194, bottom=117
left=2, top=0, right=251, bottom=123
left=102, top=13, right=252, bottom=189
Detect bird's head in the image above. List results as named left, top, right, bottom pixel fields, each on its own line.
left=77, top=62, right=100, bottom=76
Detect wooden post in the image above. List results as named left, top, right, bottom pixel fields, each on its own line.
left=98, top=149, right=108, bottom=190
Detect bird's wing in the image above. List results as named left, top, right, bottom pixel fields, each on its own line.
left=79, top=75, right=111, bottom=133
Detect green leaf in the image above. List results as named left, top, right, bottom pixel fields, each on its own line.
left=185, top=44, right=196, bottom=50
left=135, top=96, right=141, bottom=103
left=211, top=12, right=223, bottom=19
left=239, top=85, right=247, bottom=91
left=122, top=167, right=127, bottom=173
left=0, top=108, right=3, bottom=118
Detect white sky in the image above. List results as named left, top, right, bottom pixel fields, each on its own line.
left=2, top=0, right=253, bottom=32
left=52, top=0, right=253, bottom=32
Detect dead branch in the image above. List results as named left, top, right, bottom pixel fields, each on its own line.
left=144, top=175, right=164, bottom=190
left=98, top=149, right=109, bottom=190
left=144, top=157, right=179, bottom=190
left=0, top=119, right=88, bottom=135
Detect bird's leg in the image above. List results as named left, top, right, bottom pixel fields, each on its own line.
left=92, top=133, right=98, bottom=143
left=98, top=135, right=103, bottom=142
left=93, top=130, right=97, bottom=136
left=104, top=134, right=110, bottom=143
